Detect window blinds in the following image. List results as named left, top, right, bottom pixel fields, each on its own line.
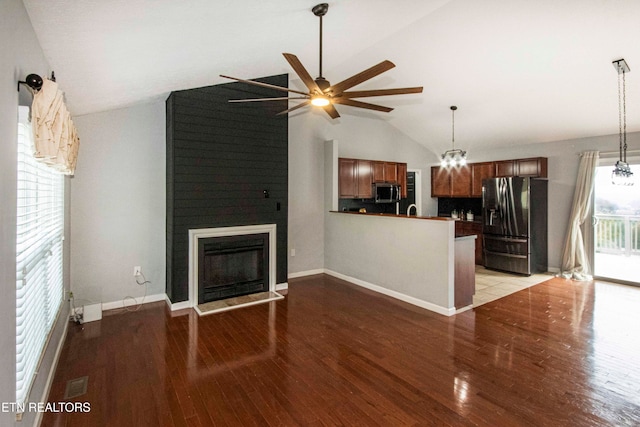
left=16, top=106, right=64, bottom=406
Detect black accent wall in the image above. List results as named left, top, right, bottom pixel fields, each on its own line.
left=166, top=74, right=288, bottom=303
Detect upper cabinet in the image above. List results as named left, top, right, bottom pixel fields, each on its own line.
left=431, top=157, right=547, bottom=198
left=431, top=166, right=471, bottom=197
left=515, top=157, right=548, bottom=177
left=372, top=161, right=399, bottom=183
left=471, top=162, right=495, bottom=197
left=339, top=158, right=373, bottom=199
left=340, top=157, right=407, bottom=199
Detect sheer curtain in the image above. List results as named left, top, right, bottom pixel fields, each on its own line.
left=560, top=151, right=599, bottom=280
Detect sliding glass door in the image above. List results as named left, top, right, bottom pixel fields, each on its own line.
left=593, top=160, right=640, bottom=285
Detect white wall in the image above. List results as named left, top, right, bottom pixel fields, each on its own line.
left=71, top=101, right=166, bottom=306
left=0, top=1, right=69, bottom=425
left=288, top=109, right=438, bottom=276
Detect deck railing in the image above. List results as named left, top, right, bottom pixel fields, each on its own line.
left=594, top=214, right=640, bottom=256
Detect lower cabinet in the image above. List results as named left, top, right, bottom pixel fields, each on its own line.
left=454, top=236, right=476, bottom=308
left=455, top=221, right=484, bottom=265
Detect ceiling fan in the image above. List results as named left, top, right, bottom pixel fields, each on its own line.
left=220, top=3, right=423, bottom=119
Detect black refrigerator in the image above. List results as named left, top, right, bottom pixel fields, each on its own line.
left=482, top=177, right=548, bottom=275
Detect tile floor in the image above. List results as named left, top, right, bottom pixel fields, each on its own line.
left=473, top=266, right=553, bottom=307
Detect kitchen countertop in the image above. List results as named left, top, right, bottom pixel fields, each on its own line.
left=331, top=211, right=453, bottom=221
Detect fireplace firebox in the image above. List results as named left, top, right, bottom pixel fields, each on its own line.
left=197, top=233, right=269, bottom=304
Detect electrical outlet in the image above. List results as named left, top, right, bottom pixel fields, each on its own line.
left=133, top=266, right=142, bottom=277
left=291, top=249, right=296, bottom=257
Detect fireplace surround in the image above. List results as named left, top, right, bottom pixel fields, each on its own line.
left=189, top=224, right=280, bottom=314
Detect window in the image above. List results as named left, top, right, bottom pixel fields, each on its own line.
left=16, top=106, right=65, bottom=406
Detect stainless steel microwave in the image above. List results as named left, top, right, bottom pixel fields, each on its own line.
left=373, top=183, right=401, bottom=203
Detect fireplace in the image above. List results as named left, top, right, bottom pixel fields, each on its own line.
left=198, top=233, right=268, bottom=304
left=188, top=224, right=278, bottom=312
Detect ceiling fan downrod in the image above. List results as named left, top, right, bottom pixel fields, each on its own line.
left=312, top=3, right=329, bottom=91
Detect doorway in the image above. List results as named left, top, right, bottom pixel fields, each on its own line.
left=593, top=161, right=640, bottom=285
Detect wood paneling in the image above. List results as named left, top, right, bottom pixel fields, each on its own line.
left=41, top=274, right=640, bottom=426
left=166, top=75, right=288, bottom=303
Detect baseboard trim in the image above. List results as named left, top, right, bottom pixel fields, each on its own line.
left=101, top=293, right=166, bottom=311
left=324, top=269, right=456, bottom=317
left=288, top=269, right=325, bottom=279
left=275, top=282, right=289, bottom=291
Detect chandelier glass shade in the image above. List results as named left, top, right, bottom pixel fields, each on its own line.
left=441, top=106, right=467, bottom=167
left=612, top=59, right=634, bottom=186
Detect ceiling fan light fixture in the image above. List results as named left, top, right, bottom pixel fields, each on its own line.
left=311, top=95, right=330, bottom=107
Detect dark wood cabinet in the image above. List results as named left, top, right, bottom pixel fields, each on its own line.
left=495, top=157, right=547, bottom=178
left=397, top=163, right=408, bottom=198
left=430, top=166, right=471, bottom=197
left=454, top=236, right=476, bottom=308
left=455, top=221, right=484, bottom=265
left=339, top=158, right=357, bottom=198
left=356, top=160, right=373, bottom=198
left=340, top=158, right=406, bottom=199
left=339, top=158, right=373, bottom=198
left=450, top=167, right=472, bottom=197
left=471, top=162, right=495, bottom=197
left=433, top=157, right=547, bottom=198
left=516, top=157, right=548, bottom=178
left=431, top=166, right=451, bottom=197
left=372, top=161, right=399, bottom=183
left=495, top=160, right=515, bottom=177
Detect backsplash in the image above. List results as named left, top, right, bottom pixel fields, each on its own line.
left=438, top=198, right=482, bottom=218
left=339, top=199, right=398, bottom=214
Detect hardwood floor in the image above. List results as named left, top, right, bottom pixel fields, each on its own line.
left=42, top=274, right=640, bottom=426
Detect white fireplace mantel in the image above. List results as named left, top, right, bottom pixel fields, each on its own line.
left=188, top=224, right=279, bottom=311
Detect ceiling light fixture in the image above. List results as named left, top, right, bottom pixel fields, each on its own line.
left=310, top=94, right=330, bottom=107
left=441, top=106, right=467, bottom=167
left=612, top=59, right=634, bottom=186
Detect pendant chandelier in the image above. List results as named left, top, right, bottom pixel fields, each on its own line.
left=440, top=106, right=467, bottom=167
left=612, top=59, right=634, bottom=186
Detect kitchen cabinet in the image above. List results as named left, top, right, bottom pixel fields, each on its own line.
left=433, top=157, right=548, bottom=198
left=495, top=160, right=515, bottom=177
left=455, top=221, right=484, bottom=265
left=373, top=161, right=399, bottom=183
left=516, top=157, right=548, bottom=178
left=430, top=166, right=471, bottom=197
left=341, top=157, right=407, bottom=199
left=397, top=163, right=408, bottom=198
left=471, top=162, right=495, bottom=197
left=454, top=236, right=476, bottom=308
left=495, top=157, right=547, bottom=178
left=339, top=158, right=373, bottom=198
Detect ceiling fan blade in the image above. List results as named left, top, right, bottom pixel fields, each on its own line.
left=340, top=87, right=423, bottom=98
left=276, top=100, right=311, bottom=116
left=332, top=98, right=394, bottom=113
left=327, top=60, right=396, bottom=95
left=323, top=104, right=340, bottom=119
left=220, top=74, right=309, bottom=96
left=283, top=53, right=322, bottom=94
left=229, top=96, right=309, bottom=103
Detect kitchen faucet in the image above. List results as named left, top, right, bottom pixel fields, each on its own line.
left=406, top=204, right=417, bottom=217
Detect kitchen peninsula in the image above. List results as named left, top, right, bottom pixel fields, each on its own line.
left=324, top=211, right=476, bottom=315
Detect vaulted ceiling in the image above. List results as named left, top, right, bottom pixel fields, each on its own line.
left=22, top=0, right=640, bottom=155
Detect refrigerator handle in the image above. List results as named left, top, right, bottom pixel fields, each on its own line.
left=488, top=209, right=496, bottom=226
